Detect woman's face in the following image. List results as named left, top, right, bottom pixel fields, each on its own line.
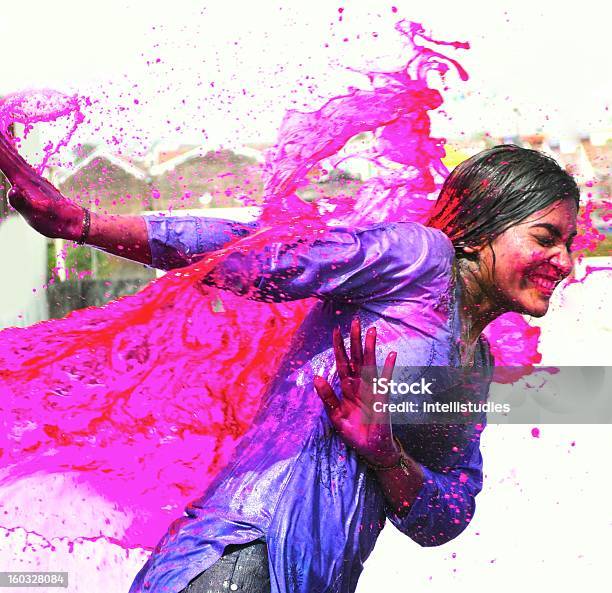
left=478, top=199, right=578, bottom=317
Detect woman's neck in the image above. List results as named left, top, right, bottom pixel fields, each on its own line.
left=455, top=259, right=507, bottom=347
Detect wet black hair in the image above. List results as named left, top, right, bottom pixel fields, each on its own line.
left=427, top=144, right=580, bottom=257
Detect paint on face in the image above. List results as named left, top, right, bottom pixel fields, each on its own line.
left=483, top=200, right=578, bottom=318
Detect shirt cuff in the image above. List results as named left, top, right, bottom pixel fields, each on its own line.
left=384, top=463, right=438, bottom=530
left=144, top=214, right=258, bottom=270
left=144, top=215, right=201, bottom=269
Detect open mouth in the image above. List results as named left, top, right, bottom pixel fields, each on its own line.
left=526, top=272, right=561, bottom=296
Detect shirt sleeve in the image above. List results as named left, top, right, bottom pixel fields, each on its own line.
left=384, top=421, right=485, bottom=547
left=145, top=214, right=259, bottom=270
left=144, top=214, right=454, bottom=304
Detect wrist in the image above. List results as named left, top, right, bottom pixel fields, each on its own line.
left=75, top=208, right=91, bottom=244
left=360, top=438, right=403, bottom=470
left=63, top=207, right=91, bottom=243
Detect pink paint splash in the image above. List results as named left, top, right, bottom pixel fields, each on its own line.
left=531, top=427, right=541, bottom=438
left=0, top=90, right=87, bottom=175
left=0, top=19, right=603, bottom=555
left=571, top=199, right=609, bottom=255
left=485, top=313, right=543, bottom=383
left=1, top=20, right=472, bottom=550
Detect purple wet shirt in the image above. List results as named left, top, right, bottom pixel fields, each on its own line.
left=129, top=216, right=494, bottom=593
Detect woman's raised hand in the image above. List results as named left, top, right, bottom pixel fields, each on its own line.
left=313, top=317, right=401, bottom=467
left=0, top=130, right=84, bottom=240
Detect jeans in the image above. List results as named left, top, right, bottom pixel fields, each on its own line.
left=178, top=540, right=271, bottom=593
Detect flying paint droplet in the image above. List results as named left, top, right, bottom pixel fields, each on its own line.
left=531, top=427, right=540, bottom=438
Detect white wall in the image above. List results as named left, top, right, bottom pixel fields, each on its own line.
left=0, top=123, right=49, bottom=329
left=0, top=214, right=48, bottom=329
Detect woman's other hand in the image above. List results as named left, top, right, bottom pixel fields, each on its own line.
left=313, top=317, right=401, bottom=467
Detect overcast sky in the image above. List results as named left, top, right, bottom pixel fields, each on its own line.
left=0, top=0, right=609, bottom=154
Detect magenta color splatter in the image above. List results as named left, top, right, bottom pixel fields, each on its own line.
left=531, top=427, right=541, bottom=438
left=0, top=90, right=87, bottom=175
left=485, top=312, right=543, bottom=383
left=0, top=19, right=603, bottom=553
left=0, top=21, right=476, bottom=550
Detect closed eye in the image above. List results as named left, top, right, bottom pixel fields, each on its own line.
left=530, top=223, right=577, bottom=252
left=534, top=235, right=555, bottom=247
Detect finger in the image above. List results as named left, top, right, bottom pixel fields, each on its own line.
left=0, top=134, right=33, bottom=185
left=359, top=327, right=378, bottom=388
left=333, top=326, right=350, bottom=380
left=314, top=375, right=342, bottom=421
left=7, top=186, right=25, bottom=209
left=363, top=326, right=377, bottom=368
left=350, top=316, right=363, bottom=371
left=0, top=134, right=60, bottom=195
left=339, top=375, right=361, bottom=403
left=381, top=351, right=397, bottom=382
left=370, top=353, right=397, bottom=425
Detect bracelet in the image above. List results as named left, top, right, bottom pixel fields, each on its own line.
left=77, top=208, right=91, bottom=245
left=361, top=436, right=407, bottom=472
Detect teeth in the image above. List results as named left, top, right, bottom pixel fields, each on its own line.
left=530, top=275, right=556, bottom=292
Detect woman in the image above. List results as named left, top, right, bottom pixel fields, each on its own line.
left=0, top=139, right=578, bottom=593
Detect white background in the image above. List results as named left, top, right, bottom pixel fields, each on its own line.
left=1, top=0, right=610, bottom=146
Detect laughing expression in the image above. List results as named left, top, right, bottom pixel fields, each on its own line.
left=479, top=199, right=578, bottom=317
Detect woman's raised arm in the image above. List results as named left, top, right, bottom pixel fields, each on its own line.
left=143, top=212, right=454, bottom=304
left=1, top=131, right=453, bottom=305
left=0, top=131, right=152, bottom=264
